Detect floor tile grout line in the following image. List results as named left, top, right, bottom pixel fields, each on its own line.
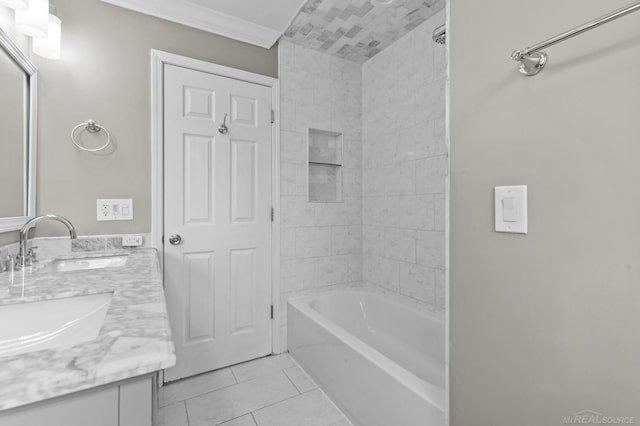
left=212, top=413, right=257, bottom=426
left=248, top=381, right=323, bottom=419
left=229, top=366, right=239, bottom=383
left=172, top=370, right=349, bottom=426
left=183, top=400, right=190, bottom=426
left=165, top=362, right=294, bottom=408
left=181, top=370, right=299, bottom=425
left=249, top=387, right=351, bottom=426
left=282, top=366, right=303, bottom=394
left=161, top=378, right=240, bottom=408
left=229, top=359, right=295, bottom=385
left=160, top=377, right=238, bottom=408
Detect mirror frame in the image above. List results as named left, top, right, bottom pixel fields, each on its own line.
left=0, top=26, right=37, bottom=233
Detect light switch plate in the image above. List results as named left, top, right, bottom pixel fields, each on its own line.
left=97, top=199, right=133, bottom=221
left=495, top=186, right=527, bottom=234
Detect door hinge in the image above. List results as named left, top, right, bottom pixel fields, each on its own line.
left=271, top=207, right=274, bottom=222
left=271, top=109, right=275, bottom=124
left=270, top=305, right=274, bottom=320
left=161, top=235, right=164, bottom=244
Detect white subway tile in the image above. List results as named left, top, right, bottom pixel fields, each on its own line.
left=435, top=267, right=446, bottom=309
left=315, top=256, right=349, bottom=286
left=384, top=228, right=417, bottom=263
left=416, top=78, right=446, bottom=124
left=416, top=155, right=447, bottom=194
left=416, top=230, right=445, bottom=268
left=331, top=225, right=362, bottom=255
left=363, top=225, right=385, bottom=257
left=295, top=227, right=332, bottom=258
left=281, top=131, right=307, bottom=164
left=434, top=194, right=446, bottom=232
left=295, top=44, right=331, bottom=76
left=314, top=75, right=333, bottom=107
left=399, top=263, right=436, bottom=304
left=281, top=97, right=296, bottom=132
left=296, top=101, right=331, bottom=133
left=386, top=161, right=416, bottom=196
left=281, top=228, right=296, bottom=260
left=282, top=258, right=315, bottom=292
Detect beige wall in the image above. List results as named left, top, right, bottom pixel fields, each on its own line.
left=450, top=0, right=640, bottom=424
left=25, top=0, right=277, bottom=237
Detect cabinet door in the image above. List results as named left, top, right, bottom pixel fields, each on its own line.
left=119, top=377, right=152, bottom=426
left=0, top=386, right=118, bottom=426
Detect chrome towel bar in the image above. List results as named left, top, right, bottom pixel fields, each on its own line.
left=511, top=0, right=640, bottom=76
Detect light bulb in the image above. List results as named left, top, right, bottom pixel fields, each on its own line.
left=32, top=12, right=60, bottom=59
left=15, top=0, right=48, bottom=38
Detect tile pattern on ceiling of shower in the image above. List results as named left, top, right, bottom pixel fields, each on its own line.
left=282, top=0, right=445, bottom=64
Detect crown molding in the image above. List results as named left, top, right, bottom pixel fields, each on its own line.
left=100, top=0, right=281, bottom=48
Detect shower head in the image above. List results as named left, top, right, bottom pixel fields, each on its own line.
left=433, top=24, right=446, bottom=45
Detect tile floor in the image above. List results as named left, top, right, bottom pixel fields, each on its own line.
left=156, top=354, right=353, bottom=426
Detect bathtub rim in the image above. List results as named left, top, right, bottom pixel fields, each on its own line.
left=287, top=289, right=446, bottom=412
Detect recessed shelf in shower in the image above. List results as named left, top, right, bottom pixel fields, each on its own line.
left=308, top=128, right=343, bottom=203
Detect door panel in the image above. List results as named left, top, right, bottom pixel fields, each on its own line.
left=163, top=64, right=272, bottom=382
left=183, top=134, right=214, bottom=224
left=230, top=248, right=257, bottom=334
left=231, top=139, right=257, bottom=223
left=184, top=252, right=215, bottom=343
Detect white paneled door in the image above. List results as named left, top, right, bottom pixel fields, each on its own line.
left=163, top=64, right=273, bottom=382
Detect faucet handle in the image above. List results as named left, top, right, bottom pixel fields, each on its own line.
left=1, top=255, right=15, bottom=273
left=27, top=247, right=38, bottom=263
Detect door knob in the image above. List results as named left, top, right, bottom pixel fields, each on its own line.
left=168, top=234, right=182, bottom=245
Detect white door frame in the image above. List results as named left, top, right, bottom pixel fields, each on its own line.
left=150, top=49, right=282, bottom=357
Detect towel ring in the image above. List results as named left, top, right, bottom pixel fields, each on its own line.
left=71, top=120, right=112, bottom=152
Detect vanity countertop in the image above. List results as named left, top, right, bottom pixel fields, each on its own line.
left=0, top=248, right=175, bottom=411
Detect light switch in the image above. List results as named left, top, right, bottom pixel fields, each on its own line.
left=495, top=186, right=527, bottom=234
left=502, top=197, right=517, bottom=222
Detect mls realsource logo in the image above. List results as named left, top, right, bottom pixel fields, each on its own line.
left=563, top=410, right=635, bottom=424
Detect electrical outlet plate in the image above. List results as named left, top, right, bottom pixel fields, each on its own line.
left=97, top=199, right=133, bottom=221
left=122, top=235, right=143, bottom=247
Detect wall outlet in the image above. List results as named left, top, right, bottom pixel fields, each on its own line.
left=97, top=199, right=133, bottom=221
left=122, top=235, right=143, bottom=247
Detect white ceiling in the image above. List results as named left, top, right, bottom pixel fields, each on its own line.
left=100, top=0, right=307, bottom=48
left=186, top=0, right=305, bottom=33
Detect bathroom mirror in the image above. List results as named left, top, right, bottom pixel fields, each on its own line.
left=0, top=26, right=37, bottom=233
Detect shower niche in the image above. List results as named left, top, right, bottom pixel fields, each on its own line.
left=308, top=128, right=342, bottom=203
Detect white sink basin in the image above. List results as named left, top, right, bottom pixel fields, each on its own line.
left=42, top=254, right=129, bottom=273
left=0, top=292, right=113, bottom=357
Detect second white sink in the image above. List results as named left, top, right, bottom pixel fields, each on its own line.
left=0, top=292, right=113, bottom=358
left=42, top=254, right=129, bottom=273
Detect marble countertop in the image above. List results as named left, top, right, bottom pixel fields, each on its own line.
left=0, top=248, right=176, bottom=411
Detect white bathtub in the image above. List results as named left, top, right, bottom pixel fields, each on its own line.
left=287, top=290, right=446, bottom=426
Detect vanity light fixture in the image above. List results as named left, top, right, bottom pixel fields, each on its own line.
left=32, top=4, right=60, bottom=59
left=15, top=0, right=48, bottom=38
left=0, top=0, right=29, bottom=10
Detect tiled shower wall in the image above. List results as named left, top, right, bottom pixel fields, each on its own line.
left=278, top=10, right=447, bottom=349
left=361, top=10, right=447, bottom=314
left=279, top=40, right=363, bottom=348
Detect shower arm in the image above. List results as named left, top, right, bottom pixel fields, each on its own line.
left=511, top=0, right=640, bottom=76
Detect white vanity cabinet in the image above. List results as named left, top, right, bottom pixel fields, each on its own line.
left=0, top=375, right=154, bottom=426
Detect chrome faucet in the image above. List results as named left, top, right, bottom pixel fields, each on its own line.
left=18, top=214, right=77, bottom=268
